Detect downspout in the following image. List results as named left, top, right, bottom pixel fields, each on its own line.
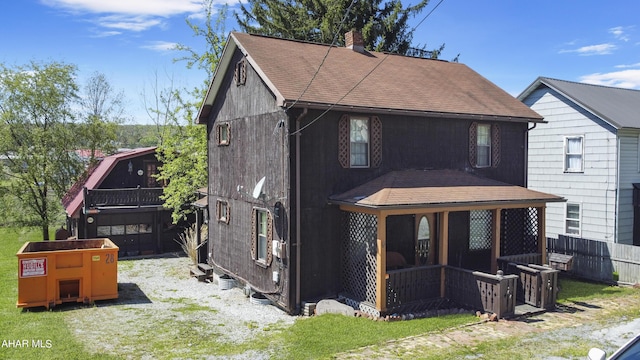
left=525, top=123, right=537, bottom=187
left=295, top=107, right=308, bottom=313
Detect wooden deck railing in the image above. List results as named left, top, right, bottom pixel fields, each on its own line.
left=386, top=265, right=441, bottom=309
left=85, top=187, right=164, bottom=208
left=446, top=266, right=518, bottom=318
left=512, top=264, right=558, bottom=310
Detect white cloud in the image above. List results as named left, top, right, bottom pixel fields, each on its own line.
left=40, top=0, right=237, bottom=32
left=90, top=30, right=122, bottom=38
left=41, top=0, right=203, bottom=17
left=141, top=41, right=179, bottom=52
left=615, top=62, right=640, bottom=69
left=609, top=26, right=632, bottom=42
left=580, top=69, right=640, bottom=89
left=559, top=43, right=616, bottom=56
left=97, top=14, right=162, bottom=32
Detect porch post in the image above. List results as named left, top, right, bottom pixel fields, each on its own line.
left=491, top=209, right=502, bottom=274
left=376, top=213, right=387, bottom=312
left=537, top=206, right=547, bottom=264
left=439, top=211, right=449, bottom=298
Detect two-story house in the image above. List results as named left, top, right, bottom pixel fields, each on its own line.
left=62, top=147, right=183, bottom=257
left=197, top=32, right=563, bottom=316
left=520, top=77, right=640, bottom=282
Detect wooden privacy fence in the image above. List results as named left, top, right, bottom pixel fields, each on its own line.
left=548, top=235, right=640, bottom=284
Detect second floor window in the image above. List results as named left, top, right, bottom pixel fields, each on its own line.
left=469, top=122, right=500, bottom=168
left=338, top=114, right=382, bottom=168
left=476, top=124, right=491, bottom=167
left=564, top=136, right=583, bottom=172
left=216, top=123, right=230, bottom=146
left=350, top=117, right=369, bottom=167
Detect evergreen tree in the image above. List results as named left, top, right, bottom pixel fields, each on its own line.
left=235, top=0, right=441, bottom=56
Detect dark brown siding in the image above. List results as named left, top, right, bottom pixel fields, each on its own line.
left=100, top=154, right=159, bottom=189
left=294, top=110, right=528, bottom=302
left=207, top=49, right=291, bottom=310
left=206, top=49, right=530, bottom=313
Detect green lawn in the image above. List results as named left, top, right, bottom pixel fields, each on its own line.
left=0, top=227, right=117, bottom=359
left=1, top=226, right=638, bottom=359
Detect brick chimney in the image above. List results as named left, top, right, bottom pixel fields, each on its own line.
left=345, top=30, right=364, bottom=53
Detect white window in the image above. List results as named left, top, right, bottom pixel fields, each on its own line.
left=565, top=203, right=581, bottom=235
left=256, top=209, right=268, bottom=262
left=350, top=117, right=369, bottom=167
left=476, top=124, right=491, bottom=167
left=469, top=210, right=492, bottom=250
left=564, top=136, right=584, bottom=172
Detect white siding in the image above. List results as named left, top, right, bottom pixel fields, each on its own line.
left=524, top=88, right=618, bottom=242
left=617, top=129, right=640, bottom=244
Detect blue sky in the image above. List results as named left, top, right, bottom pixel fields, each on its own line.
left=1, top=0, right=639, bottom=124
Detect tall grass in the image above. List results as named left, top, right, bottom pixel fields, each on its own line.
left=174, top=223, right=207, bottom=265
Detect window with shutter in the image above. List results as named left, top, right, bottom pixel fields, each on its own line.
left=251, top=208, right=273, bottom=266
left=338, top=115, right=382, bottom=168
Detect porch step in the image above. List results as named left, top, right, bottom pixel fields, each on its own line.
left=190, top=263, right=214, bottom=282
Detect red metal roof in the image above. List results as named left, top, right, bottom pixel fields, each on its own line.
left=62, top=147, right=157, bottom=218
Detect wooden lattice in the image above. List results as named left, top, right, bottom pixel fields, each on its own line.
left=491, top=124, right=500, bottom=168
left=338, top=115, right=350, bottom=168
left=371, top=116, right=382, bottom=167
left=341, top=211, right=378, bottom=305
left=469, top=210, right=492, bottom=250
left=468, top=122, right=478, bottom=167
left=501, top=208, right=539, bottom=256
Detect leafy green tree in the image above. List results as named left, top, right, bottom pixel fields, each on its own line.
left=0, top=61, right=83, bottom=239
left=151, top=0, right=227, bottom=223
left=235, top=0, right=442, bottom=56
left=77, top=72, right=127, bottom=164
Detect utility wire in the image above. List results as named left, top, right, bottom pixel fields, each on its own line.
left=284, top=0, right=358, bottom=112
left=291, top=0, right=446, bottom=136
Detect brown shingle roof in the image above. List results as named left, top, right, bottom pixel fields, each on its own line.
left=329, top=169, right=564, bottom=209
left=202, top=32, right=542, bottom=122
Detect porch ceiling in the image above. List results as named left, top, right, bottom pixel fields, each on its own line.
left=328, top=169, right=565, bottom=210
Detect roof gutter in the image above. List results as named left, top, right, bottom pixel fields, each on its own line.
left=283, top=101, right=545, bottom=124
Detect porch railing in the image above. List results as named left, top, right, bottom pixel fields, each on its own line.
left=445, top=266, right=518, bottom=319
left=386, top=265, right=441, bottom=310
left=512, top=264, right=558, bottom=310
left=85, top=187, right=164, bottom=208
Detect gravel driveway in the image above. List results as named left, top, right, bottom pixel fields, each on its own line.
left=64, top=254, right=295, bottom=359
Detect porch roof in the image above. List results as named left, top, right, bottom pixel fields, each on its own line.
left=329, top=169, right=564, bottom=210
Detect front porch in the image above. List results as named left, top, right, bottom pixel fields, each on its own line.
left=329, top=169, right=565, bottom=318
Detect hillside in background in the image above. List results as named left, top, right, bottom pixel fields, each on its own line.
left=115, top=124, right=162, bottom=149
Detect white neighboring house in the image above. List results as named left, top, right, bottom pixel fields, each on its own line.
left=519, top=77, right=640, bottom=245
